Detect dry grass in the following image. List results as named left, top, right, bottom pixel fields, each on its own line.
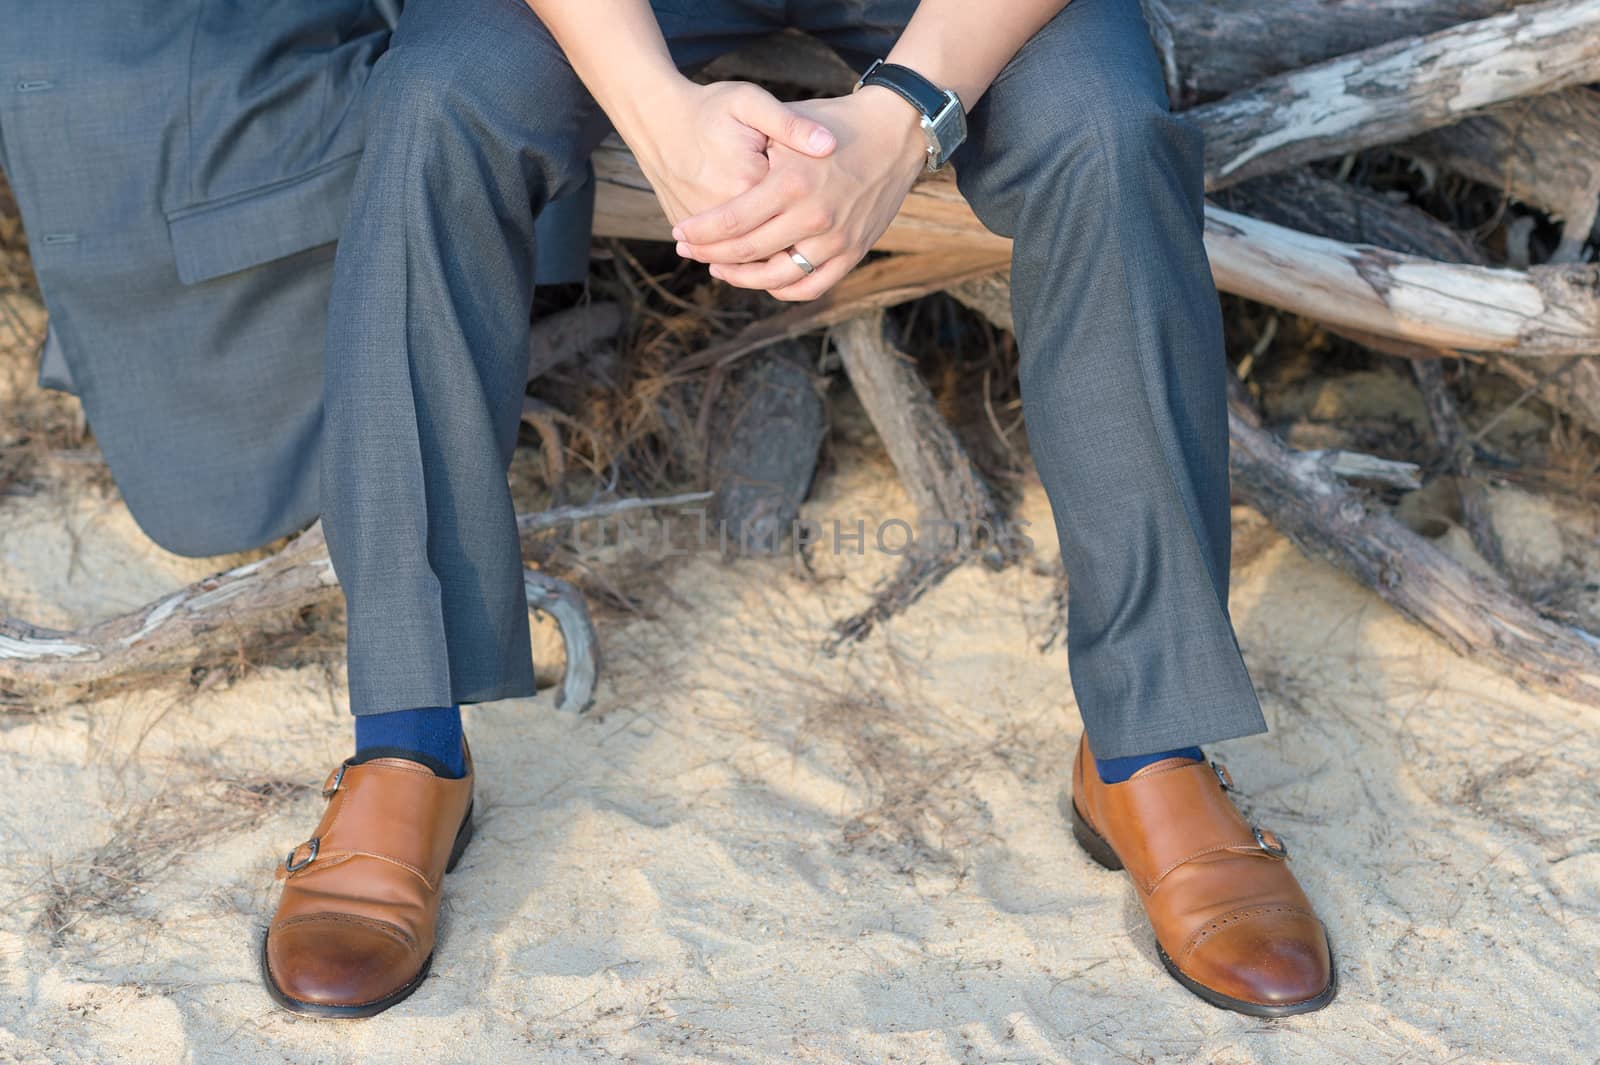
left=30, top=770, right=309, bottom=944
left=772, top=667, right=1051, bottom=880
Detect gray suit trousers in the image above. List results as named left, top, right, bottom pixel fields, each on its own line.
left=324, top=0, right=1266, bottom=757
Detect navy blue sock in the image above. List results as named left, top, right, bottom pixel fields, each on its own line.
left=354, top=706, right=465, bottom=778
left=1095, top=746, right=1205, bottom=784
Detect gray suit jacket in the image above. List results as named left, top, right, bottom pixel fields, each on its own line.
left=0, top=0, right=589, bottom=556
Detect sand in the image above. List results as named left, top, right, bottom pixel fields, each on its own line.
left=3, top=382, right=1599, bottom=1065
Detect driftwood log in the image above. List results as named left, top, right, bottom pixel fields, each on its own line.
left=592, top=164, right=1600, bottom=361
left=0, top=494, right=711, bottom=711
left=1230, top=412, right=1600, bottom=702
left=706, top=343, right=828, bottom=550
left=1143, top=0, right=1548, bottom=103
left=1214, top=171, right=1600, bottom=437
left=1204, top=208, right=1600, bottom=359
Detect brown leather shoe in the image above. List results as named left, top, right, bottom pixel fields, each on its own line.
left=1066, top=737, right=1335, bottom=1016
left=261, top=749, right=475, bottom=1018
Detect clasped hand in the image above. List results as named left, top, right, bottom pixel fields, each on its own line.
left=661, top=89, right=927, bottom=302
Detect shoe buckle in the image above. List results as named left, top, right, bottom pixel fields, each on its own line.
left=1210, top=761, right=1234, bottom=792
left=322, top=763, right=348, bottom=798
left=1253, top=826, right=1289, bottom=859
left=284, top=837, right=320, bottom=873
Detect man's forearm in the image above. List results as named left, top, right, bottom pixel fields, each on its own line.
left=884, top=0, right=1072, bottom=108
left=523, top=0, right=685, bottom=141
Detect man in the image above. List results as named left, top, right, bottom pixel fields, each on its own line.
left=1, top=0, right=1334, bottom=1019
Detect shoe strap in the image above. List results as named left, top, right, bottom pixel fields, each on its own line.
left=277, top=758, right=471, bottom=888
left=1102, top=760, right=1288, bottom=895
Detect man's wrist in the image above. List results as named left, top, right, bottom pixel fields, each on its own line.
left=601, top=66, right=696, bottom=150
left=853, top=85, right=932, bottom=174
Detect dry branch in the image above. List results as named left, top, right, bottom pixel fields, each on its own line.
left=1204, top=206, right=1600, bottom=358
left=830, top=311, right=1007, bottom=534
left=675, top=250, right=1011, bottom=374
left=1229, top=412, right=1600, bottom=704
left=1194, top=0, right=1600, bottom=190
left=1412, top=357, right=1509, bottom=571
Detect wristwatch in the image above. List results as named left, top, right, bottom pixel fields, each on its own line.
left=853, top=59, right=967, bottom=172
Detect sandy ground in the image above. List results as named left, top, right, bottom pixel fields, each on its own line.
left=3, top=368, right=1600, bottom=1065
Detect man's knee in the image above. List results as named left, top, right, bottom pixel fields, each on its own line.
left=363, top=26, right=593, bottom=200
left=1071, top=95, right=1206, bottom=212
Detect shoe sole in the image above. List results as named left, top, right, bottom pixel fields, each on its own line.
left=1059, top=790, right=1338, bottom=1018
left=261, top=801, right=475, bottom=1020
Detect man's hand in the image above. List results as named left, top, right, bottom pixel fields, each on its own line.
left=524, top=1, right=836, bottom=226
left=670, top=89, right=928, bottom=301
left=629, top=81, right=839, bottom=226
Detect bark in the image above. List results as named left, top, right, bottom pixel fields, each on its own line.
left=1193, top=0, right=1600, bottom=190
left=1411, top=357, right=1509, bottom=571
left=528, top=301, right=625, bottom=382
left=708, top=345, right=828, bottom=553
left=1145, top=0, right=1547, bottom=104
left=1214, top=170, right=1489, bottom=265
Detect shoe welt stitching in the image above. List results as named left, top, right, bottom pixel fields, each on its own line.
left=1177, top=903, right=1317, bottom=962
left=285, top=851, right=355, bottom=878
left=361, top=759, right=442, bottom=778
left=273, top=911, right=418, bottom=952
left=289, top=849, right=437, bottom=891
left=1125, top=761, right=1207, bottom=784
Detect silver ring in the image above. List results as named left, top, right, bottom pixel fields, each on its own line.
left=788, top=247, right=816, bottom=276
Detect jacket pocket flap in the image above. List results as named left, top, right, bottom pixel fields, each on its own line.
left=167, top=152, right=360, bottom=285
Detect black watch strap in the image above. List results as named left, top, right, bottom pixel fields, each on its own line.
left=857, top=61, right=949, bottom=122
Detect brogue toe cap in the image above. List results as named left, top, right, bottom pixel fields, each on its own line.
left=266, top=916, right=422, bottom=1008
left=1178, top=907, right=1332, bottom=1009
